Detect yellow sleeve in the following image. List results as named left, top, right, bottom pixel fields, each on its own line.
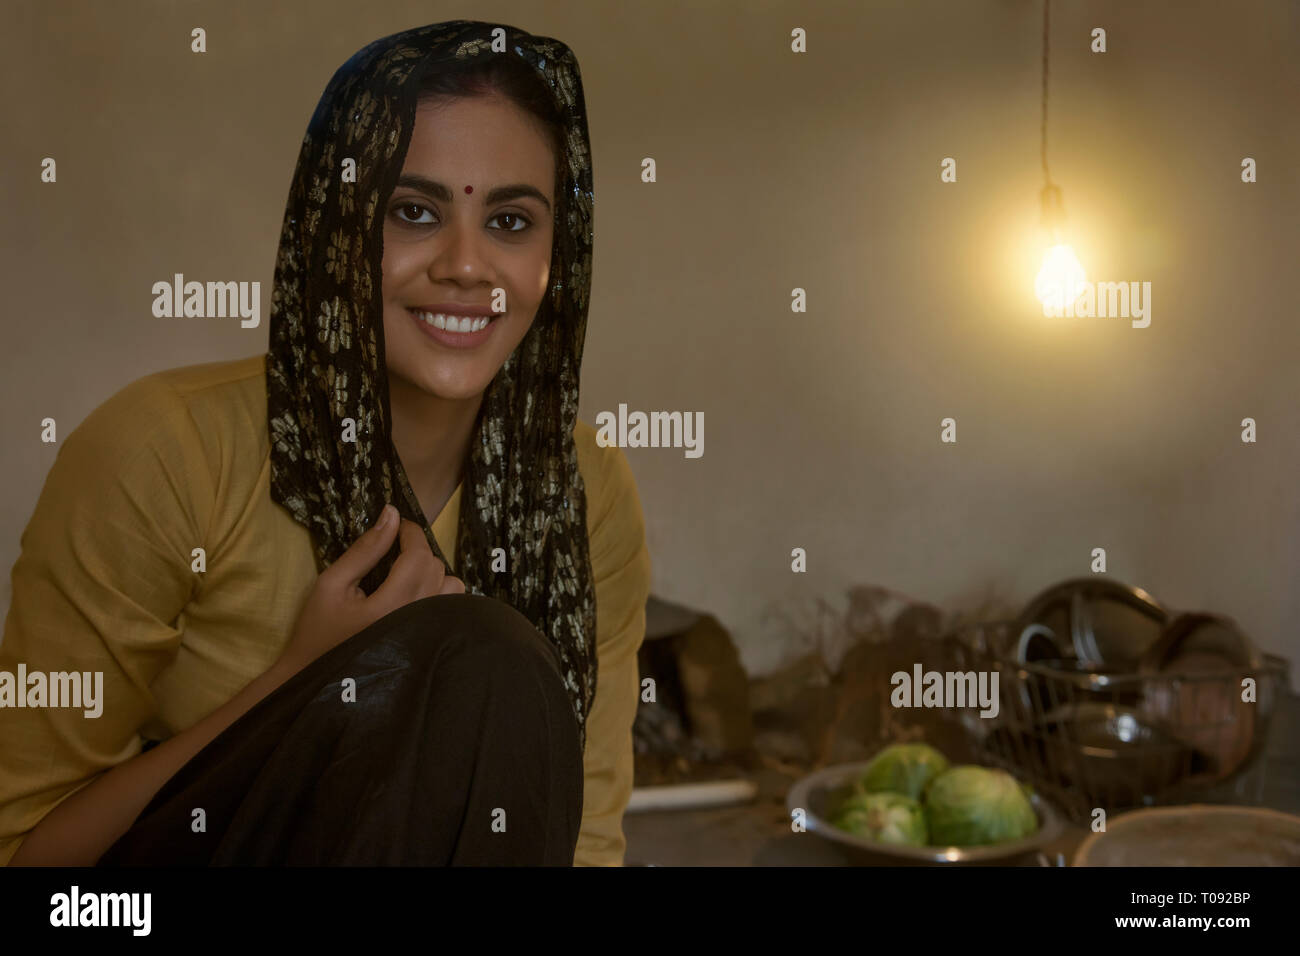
left=572, top=444, right=652, bottom=867
left=0, top=374, right=214, bottom=865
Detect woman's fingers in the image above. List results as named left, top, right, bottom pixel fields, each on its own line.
left=323, top=504, right=399, bottom=590
left=370, top=519, right=450, bottom=609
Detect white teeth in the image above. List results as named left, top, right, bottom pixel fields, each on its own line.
left=412, top=310, right=491, bottom=333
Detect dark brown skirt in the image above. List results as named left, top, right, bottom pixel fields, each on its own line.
left=97, top=594, right=584, bottom=866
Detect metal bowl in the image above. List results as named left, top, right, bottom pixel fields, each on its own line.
left=1074, top=804, right=1300, bottom=866
left=786, top=761, right=1064, bottom=865
left=1036, top=702, right=1202, bottom=800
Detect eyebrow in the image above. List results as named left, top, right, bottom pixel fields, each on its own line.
left=394, top=174, right=552, bottom=213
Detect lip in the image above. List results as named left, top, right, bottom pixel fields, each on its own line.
left=407, top=307, right=501, bottom=349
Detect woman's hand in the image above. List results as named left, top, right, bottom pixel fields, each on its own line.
left=275, top=504, right=464, bottom=676
left=9, top=504, right=463, bottom=866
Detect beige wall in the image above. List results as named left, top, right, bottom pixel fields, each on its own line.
left=3, top=0, right=1297, bottom=689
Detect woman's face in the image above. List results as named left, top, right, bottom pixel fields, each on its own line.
left=381, top=91, right=557, bottom=403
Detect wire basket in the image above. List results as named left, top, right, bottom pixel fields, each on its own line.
left=938, top=620, right=1290, bottom=828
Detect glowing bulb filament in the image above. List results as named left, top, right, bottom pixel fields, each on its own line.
left=1034, top=244, right=1087, bottom=314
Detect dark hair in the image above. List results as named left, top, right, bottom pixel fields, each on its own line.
left=417, top=56, right=565, bottom=200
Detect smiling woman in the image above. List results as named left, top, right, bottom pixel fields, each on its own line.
left=0, top=20, right=651, bottom=868
left=381, top=68, right=563, bottom=522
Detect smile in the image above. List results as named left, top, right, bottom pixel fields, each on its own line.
left=410, top=309, right=496, bottom=332
left=407, top=307, right=501, bottom=349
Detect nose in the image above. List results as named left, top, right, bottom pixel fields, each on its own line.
left=427, top=214, right=491, bottom=285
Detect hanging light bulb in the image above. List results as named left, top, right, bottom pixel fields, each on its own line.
left=1034, top=184, right=1087, bottom=312
left=1032, top=0, right=1086, bottom=315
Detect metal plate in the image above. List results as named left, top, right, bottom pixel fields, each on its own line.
left=1074, top=804, right=1300, bottom=866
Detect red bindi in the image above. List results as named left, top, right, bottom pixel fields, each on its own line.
left=464, top=185, right=473, bottom=194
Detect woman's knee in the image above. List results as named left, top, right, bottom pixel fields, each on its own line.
left=369, top=593, right=561, bottom=676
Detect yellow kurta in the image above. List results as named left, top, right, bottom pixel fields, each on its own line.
left=0, top=354, right=651, bottom=866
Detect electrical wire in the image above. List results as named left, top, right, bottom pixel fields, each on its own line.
left=1041, top=0, right=1052, bottom=185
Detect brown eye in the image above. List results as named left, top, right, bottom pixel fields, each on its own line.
left=492, top=213, right=531, bottom=232
left=395, top=202, right=434, bottom=225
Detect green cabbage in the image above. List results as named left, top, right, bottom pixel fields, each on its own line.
left=831, top=791, right=928, bottom=846
left=856, top=743, right=951, bottom=800
left=924, top=765, right=1039, bottom=846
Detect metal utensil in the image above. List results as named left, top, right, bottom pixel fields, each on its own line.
left=1036, top=701, right=1201, bottom=802
left=1016, top=624, right=1065, bottom=665
left=1073, top=804, right=1300, bottom=866
left=1138, top=611, right=1262, bottom=674
left=1138, top=612, right=1268, bottom=781
left=786, top=760, right=1064, bottom=865
left=1015, top=577, right=1168, bottom=669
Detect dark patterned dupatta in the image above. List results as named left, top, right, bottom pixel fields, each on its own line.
left=265, top=20, right=599, bottom=749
